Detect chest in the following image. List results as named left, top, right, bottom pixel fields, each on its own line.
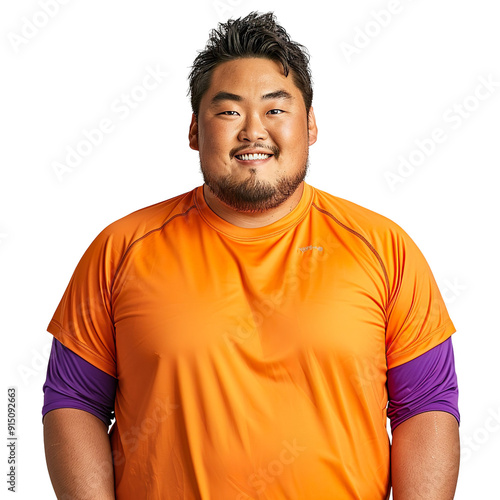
left=111, top=228, right=388, bottom=374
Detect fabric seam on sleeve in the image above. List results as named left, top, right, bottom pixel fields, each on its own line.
left=47, top=319, right=117, bottom=377
left=387, top=319, right=455, bottom=367
left=311, top=203, right=391, bottom=303
left=109, top=205, right=197, bottom=299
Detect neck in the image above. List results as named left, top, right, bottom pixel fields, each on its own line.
left=203, top=182, right=305, bottom=229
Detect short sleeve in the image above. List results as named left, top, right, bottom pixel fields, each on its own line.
left=384, top=226, right=456, bottom=369
left=42, top=338, right=117, bottom=426
left=387, top=337, right=460, bottom=431
left=47, top=227, right=122, bottom=377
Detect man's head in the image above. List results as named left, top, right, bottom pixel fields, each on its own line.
left=188, top=12, right=317, bottom=214
left=188, top=11, right=313, bottom=120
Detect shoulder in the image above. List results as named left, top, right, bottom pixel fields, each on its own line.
left=87, top=187, right=199, bottom=260
left=309, top=184, right=410, bottom=248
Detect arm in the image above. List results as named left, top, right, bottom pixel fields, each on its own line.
left=44, top=408, right=115, bottom=500
left=42, top=339, right=117, bottom=499
left=391, top=410, right=460, bottom=499
left=387, top=338, right=460, bottom=498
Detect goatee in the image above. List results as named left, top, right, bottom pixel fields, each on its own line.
left=200, top=158, right=309, bottom=213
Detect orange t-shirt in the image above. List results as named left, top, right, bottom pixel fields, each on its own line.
left=47, top=183, right=455, bottom=499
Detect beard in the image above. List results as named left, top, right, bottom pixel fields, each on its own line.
left=200, top=156, right=309, bottom=213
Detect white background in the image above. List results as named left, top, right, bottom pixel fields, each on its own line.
left=1, top=0, right=499, bottom=498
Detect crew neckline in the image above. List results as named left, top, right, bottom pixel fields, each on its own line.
left=194, top=182, right=314, bottom=241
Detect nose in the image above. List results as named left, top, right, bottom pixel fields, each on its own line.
left=237, top=112, right=268, bottom=142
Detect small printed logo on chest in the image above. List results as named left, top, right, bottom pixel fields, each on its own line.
left=298, top=245, right=324, bottom=253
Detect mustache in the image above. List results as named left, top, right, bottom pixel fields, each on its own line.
left=230, top=143, right=280, bottom=159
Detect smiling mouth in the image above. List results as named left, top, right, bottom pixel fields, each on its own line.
left=235, top=153, right=273, bottom=161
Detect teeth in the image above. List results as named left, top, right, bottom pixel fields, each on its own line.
left=237, top=153, right=271, bottom=160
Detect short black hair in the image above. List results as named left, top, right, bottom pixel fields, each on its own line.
left=188, top=11, right=313, bottom=118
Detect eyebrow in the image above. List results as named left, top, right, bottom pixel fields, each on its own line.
left=210, top=89, right=294, bottom=106
left=262, top=90, right=294, bottom=101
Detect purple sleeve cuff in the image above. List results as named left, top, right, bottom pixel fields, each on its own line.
left=387, top=337, right=460, bottom=432
left=42, top=338, right=117, bottom=427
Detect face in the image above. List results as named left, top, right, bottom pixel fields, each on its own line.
left=189, top=57, right=317, bottom=213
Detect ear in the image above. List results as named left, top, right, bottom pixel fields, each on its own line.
left=307, top=106, right=318, bottom=146
left=188, top=113, right=199, bottom=151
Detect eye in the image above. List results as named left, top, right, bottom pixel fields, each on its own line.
left=218, top=111, right=240, bottom=116
left=267, top=109, right=284, bottom=115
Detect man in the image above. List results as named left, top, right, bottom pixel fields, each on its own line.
left=43, top=12, right=460, bottom=499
